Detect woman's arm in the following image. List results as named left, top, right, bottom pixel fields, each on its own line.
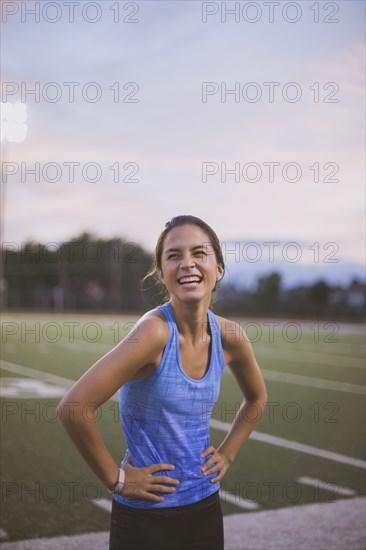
left=56, top=315, right=168, bottom=491
left=217, top=320, right=268, bottom=465
left=200, top=319, right=267, bottom=482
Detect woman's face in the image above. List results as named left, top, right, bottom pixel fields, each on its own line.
left=158, top=224, right=224, bottom=303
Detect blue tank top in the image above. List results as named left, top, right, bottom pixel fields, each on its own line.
left=113, top=301, right=226, bottom=508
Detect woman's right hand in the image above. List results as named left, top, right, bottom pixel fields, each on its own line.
left=117, top=463, right=180, bottom=502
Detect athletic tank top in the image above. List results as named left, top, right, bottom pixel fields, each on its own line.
left=113, top=301, right=226, bottom=508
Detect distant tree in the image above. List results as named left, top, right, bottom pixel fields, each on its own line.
left=3, top=237, right=364, bottom=319
left=308, top=280, right=332, bottom=312
left=3, top=233, right=154, bottom=311
left=349, top=278, right=364, bottom=289
left=253, top=272, right=282, bottom=313
left=309, top=280, right=332, bottom=303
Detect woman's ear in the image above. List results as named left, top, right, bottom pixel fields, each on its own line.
left=216, top=265, right=224, bottom=281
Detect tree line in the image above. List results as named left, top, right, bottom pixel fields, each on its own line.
left=2, top=233, right=364, bottom=320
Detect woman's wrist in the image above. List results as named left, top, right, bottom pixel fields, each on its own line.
left=107, top=467, right=125, bottom=493
left=107, top=467, right=121, bottom=492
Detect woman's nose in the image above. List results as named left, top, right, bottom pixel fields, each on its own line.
left=180, top=256, right=195, bottom=268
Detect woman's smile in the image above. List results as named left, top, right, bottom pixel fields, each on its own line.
left=178, top=278, right=203, bottom=289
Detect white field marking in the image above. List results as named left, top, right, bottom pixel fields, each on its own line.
left=260, top=368, right=366, bottom=395
left=296, top=476, right=357, bottom=496
left=224, top=364, right=366, bottom=394
left=1, top=360, right=365, bottom=470
left=0, top=360, right=120, bottom=400
left=253, top=347, right=365, bottom=369
left=0, top=529, right=8, bottom=540
left=219, top=488, right=259, bottom=510
left=0, top=361, right=77, bottom=390
left=1, top=497, right=365, bottom=550
left=92, top=498, right=112, bottom=512
left=0, top=378, right=65, bottom=398
left=223, top=495, right=366, bottom=550
left=210, top=418, right=366, bottom=469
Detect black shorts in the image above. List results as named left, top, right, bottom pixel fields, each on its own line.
left=109, top=490, right=224, bottom=550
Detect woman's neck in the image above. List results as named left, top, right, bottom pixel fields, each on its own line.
left=169, top=298, right=211, bottom=343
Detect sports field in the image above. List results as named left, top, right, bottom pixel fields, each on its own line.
left=0, top=312, right=365, bottom=549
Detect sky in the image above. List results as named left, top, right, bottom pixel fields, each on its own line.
left=1, top=0, right=365, bottom=274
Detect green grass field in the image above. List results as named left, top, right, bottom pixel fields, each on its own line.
left=1, top=312, right=365, bottom=543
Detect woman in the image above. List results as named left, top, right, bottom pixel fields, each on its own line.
left=57, top=215, right=267, bottom=550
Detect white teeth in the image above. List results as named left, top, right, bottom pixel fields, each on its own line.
left=178, top=276, right=201, bottom=284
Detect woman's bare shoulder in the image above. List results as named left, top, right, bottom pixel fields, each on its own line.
left=121, top=307, right=170, bottom=379
left=139, top=306, right=168, bottom=324
left=133, top=307, right=170, bottom=342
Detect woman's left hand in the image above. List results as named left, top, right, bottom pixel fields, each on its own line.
left=200, top=446, right=231, bottom=483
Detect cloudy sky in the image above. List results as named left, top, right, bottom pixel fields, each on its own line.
left=1, top=0, right=365, bottom=270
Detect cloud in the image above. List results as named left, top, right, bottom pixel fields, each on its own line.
left=2, top=0, right=364, bottom=267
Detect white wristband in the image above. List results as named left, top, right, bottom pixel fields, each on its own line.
left=107, top=468, right=125, bottom=494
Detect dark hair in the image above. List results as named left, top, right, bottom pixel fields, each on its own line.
left=141, top=215, right=225, bottom=307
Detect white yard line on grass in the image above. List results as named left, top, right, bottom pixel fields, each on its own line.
left=1, top=497, right=365, bottom=550
left=210, top=419, right=366, bottom=469
left=260, top=368, right=366, bottom=394
left=0, top=529, right=9, bottom=541
left=2, top=360, right=366, bottom=470
left=224, top=364, right=366, bottom=394
left=92, top=499, right=113, bottom=512
left=219, top=489, right=259, bottom=510
left=223, top=496, right=366, bottom=550
left=0, top=361, right=76, bottom=390
left=296, top=476, right=357, bottom=496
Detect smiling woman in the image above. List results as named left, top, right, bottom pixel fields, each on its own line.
left=157, top=223, right=223, bottom=299
left=57, top=215, right=267, bottom=550
left=142, top=215, right=225, bottom=306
